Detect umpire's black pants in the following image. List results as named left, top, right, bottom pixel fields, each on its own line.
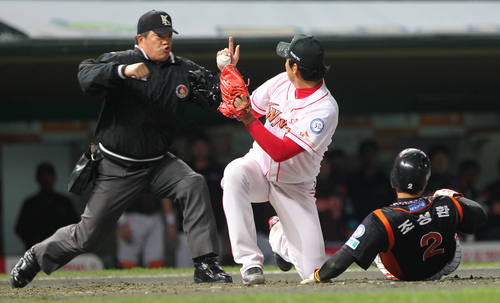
left=33, top=152, right=220, bottom=274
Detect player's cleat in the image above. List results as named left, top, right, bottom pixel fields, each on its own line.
left=242, top=267, right=265, bottom=286
left=10, top=247, right=41, bottom=288
left=269, top=215, right=279, bottom=230
left=274, top=253, right=293, bottom=272
left=194, top=257, right=233, bottom=283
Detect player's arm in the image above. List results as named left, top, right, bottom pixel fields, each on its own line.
left=456, top=196, right=488, bottom=234
left=239, top=107, right=304, bottom=162
left=302, top=213, right=389, bottom=284
left=433, top=189, right=488, bottom=233
left=301, top=247, right=356, bottom=284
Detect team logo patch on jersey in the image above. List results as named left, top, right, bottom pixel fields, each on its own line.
left=176, top=84, right=188, bottom=98
left=310, top=118, right=324, bottom=134
left=352, top=224, right=365, bottom=239
left=346, top=237, right=360, bottom=250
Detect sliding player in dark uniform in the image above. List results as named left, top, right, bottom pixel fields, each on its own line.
left=301, top=148, right=487, bottom=283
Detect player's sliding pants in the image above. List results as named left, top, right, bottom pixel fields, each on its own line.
left=33, top=152, right=219, bottom=274
left=222, top=154, right=326, bottom=279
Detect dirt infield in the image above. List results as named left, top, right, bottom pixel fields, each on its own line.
left=0, top=267, right=498, bottom=300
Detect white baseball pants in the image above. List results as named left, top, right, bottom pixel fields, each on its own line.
left=221, top=154, right=326, bottom=279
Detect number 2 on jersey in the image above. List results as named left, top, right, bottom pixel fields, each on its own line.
left=420, top=232, right=445, bottom=261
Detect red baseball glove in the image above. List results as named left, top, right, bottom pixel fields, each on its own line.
left=218, top=65, right=251, bottom=120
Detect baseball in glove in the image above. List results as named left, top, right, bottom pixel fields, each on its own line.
left=218, top=65, right=251, bottom=121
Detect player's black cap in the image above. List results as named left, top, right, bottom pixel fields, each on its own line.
left=276, top=34, right=324, bottom=69
left=390, top=148, right=431, bottom=190
left=137, top=10, right=178, bottom=35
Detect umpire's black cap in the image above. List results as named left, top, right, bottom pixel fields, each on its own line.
left=137, top=10, right=178, bottom=35
left=276, top=34, right=324, bottom=69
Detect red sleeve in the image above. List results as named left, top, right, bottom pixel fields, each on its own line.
left=246, top=118, right=304, bottom=162
left=251, top=109, right=264, bottom=118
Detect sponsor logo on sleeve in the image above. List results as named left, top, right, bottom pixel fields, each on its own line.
left=346, top=237, right=360, bottom=250
left=299, top=129, right=315, bottom=147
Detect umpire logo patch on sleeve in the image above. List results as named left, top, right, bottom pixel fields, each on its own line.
left=346, top=237, right=360, bottom=250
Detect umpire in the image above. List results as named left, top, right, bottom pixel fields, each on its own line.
left=11, top=10, right=232, bottom=287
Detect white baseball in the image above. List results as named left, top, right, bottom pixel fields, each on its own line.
left=217, top=54, right=231, bottom=67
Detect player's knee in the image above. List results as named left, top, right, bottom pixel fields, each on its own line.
left=223, top=159, right=247, bottom=181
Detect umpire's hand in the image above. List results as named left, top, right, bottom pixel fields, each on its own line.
left=124, top=62, right=150, bottom=78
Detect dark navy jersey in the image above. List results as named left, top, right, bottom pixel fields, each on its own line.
left=343, top=195, right=486, bottom=281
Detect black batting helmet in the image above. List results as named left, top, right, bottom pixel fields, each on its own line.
left=390, top=148, right=431, bottom=190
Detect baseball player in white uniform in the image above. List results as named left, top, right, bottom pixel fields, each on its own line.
left=219, top=34, right=339, bottom=285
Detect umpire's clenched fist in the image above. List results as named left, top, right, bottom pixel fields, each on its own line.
left=124, top=62, right=149, bottom=78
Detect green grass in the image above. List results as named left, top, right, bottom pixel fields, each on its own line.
left=10, top=287, right=500, bottom=303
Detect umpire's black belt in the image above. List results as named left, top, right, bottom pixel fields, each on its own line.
left=102, top=151, right=161, bottom=170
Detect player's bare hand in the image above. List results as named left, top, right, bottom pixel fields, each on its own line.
left=216, top=37, right=240, bottom=67
left=300, top=269, right=332, bottom=284
left=300, top=272, right=318, bottom=284
left=234, top=94, right=249, bottom=111
left=228, top=36, right=240, bottom=65
left=124, top=62, right=149, bottom=78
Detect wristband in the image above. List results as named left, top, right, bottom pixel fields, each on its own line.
left=313, top=268, right=323, bottom=282
left=117, top=64, right=127, bottom=79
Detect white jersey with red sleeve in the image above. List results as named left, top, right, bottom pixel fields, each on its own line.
left=249, top=72, right=339, bottom=183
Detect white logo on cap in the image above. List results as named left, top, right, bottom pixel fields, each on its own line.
left=289, top=50, right=300, bottom=62
left=161, top=15, right=171, bottom=26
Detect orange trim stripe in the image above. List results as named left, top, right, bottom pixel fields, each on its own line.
left=450, top=197, right=463, bottom=222
left=381, top=250, right=405, bottom=280
left=373, top=209, right=395, bottom=249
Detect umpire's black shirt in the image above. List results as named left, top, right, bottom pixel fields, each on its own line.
left=78, top=46, right=204, bottom=159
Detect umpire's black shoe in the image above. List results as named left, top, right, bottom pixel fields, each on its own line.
left=11, top=247, right=41, bottom=288
left=194, top=257, right=233, bottom=283
left=274, top=253, right=293, bottom=272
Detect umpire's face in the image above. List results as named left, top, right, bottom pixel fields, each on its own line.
left=138, top=31, right=173, bottom=63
